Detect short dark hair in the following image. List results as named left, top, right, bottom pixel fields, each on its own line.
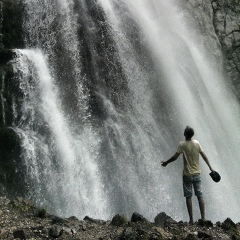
left=184, top=126, right=194, bottom=139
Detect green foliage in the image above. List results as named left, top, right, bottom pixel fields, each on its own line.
left=36, top=208, right=47, bottom=218
left=230, top=226, right=240, bottom=239
left=11, top=198, right=35, bottom=214
left=10, top=199, right=46, bottom=219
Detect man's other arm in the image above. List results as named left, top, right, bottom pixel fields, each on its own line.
left=200, top=152, right=214, bottom=172
left=161, top=152, right=181, bottom=167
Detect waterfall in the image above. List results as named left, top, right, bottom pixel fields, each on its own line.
left=12, top=49, right=108, bottom=218
left=11, top=0, right=240, bottom=222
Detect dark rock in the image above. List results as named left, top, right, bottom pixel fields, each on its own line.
left=13, top=229, right=27, bottom=240
left=149, top=233, right=161, bottom=240
left=35, top=208, right=47, bottom=218
left=68, top=216, right=79, bottom=221
left=216, top=221, right=221, bottom=227
left=131, top=212, right=148, bottom=223
left=51, top=216, right=67, bottom=224
left=197, top=231, right=212, bottom=238
left=111, top=214, right=128, bottom=226
left=171, top=236, right=179, bottom=240
left=232, top=234, right=240, bottom=240
left=221, top=218, right=236, bottom=231
left=184, top=233, right=198, bottom=240
left=0, top=49, right=14, bottom=64
left=121, top=227, right=139, bottom=240
left=0, top=127, right=25, bottom=198
left=62, top=226, right=74, bottom=236
left=84, top=215, right=106, bottom=224
left=154, top=212, right=177, bottom=228
left=0, top=0, right=25, bottom=48
left=48, top=225, right=63, bottom=238
left=197, top=219, right=214, bottom=228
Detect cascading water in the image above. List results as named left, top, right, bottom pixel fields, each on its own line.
left=13, top=48, right=108, bottom=218
left=11, top=0, right=240, bottom=222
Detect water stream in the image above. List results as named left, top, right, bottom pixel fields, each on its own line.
left=11, top=0, right=240, bottom=222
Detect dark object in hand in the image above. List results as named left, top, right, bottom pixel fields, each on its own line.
left=209, top=171, right=221, bottom=182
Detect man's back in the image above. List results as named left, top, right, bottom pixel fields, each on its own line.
left=177, top=140, right=203, bottom=176
left=161, top=126, right=214, bottom=223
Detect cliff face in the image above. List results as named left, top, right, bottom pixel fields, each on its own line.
left=212, top=0, right=240, bottom=97
left=184, top=0, right=222, bottom=52
left=0, top=0, right=26, bottom=197
left=0, top=0, right=239, bottom=198
left=177, top=0, right=240, bottom=99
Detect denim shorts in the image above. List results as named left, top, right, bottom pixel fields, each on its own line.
left=183, top=174, right=203, bottom=197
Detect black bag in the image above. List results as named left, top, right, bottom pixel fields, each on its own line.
left=209, top=171, right=221, bottom=182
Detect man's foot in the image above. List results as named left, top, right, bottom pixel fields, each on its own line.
left=197, top=219, right=213, bottom=227
left=189, top=220, right=194, bottom=225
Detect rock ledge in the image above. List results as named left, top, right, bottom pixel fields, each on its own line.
left=0, top=196, right=239, bottom=239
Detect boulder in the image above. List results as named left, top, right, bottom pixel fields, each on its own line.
left=197, top=231, right=212, bottom=238
left=48, top=225, right=63, bottom=238
left=13, top=229, right=27, bottom=240
left=51, top=216, right=68, bottom=224
left=68, top=216, right=79, bottom=221
left=154, top=212, right=177, bottom=228
left=197, top=219, right=214, bottom=228
left=111, top=214, right=128, bottom=226
left=221, top=218, right=236, bottom=231
left=84, top=215, right=106, bottom=225
left=131, top=212, right=148, bottom=223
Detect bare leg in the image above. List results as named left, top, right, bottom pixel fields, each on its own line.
left=197, top=196, right=205, bottom=221
left=186, top=197, right=193, bottom=224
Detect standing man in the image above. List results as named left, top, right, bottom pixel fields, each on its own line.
left=161, top=126, right=214, bottom=224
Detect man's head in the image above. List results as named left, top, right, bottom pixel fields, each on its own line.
left=184, top=126, right=194, bottom=139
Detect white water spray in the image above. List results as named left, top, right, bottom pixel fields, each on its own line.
left=12, top=48, right=108, bottom=218
left=10, top=0, right=240, bottom=223
left=97, top=0, right=240, bottom=222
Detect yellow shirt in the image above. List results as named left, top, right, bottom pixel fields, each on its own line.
left=177, top=140, right=203, bottom=176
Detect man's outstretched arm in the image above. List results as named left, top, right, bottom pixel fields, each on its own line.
left=200, top=152, right=214, bottom=172
left=161, top=152, right=181, bottom=167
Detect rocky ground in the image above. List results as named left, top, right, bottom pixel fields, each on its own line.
left=0, top=197, right=239, bottom=239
